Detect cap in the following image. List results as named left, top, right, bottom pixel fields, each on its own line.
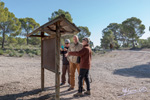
left=65, top=39, right=70, bottom=44
left=82, top=37, right=90, bottom=44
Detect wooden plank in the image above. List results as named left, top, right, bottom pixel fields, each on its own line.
left=42, top=29, right=56, bottom=34
left=62, top=18, right=80, bottom=33
left=55, top=22, right=61, bottom=100
left=47, top=26, right=67, bottom=33
left=27, top=16, right=62, bottom=37
left=41, top=32, right=45, bottom=91
left=30, top=35, right=49, bottom=37
left=27, top=28, right=40, bottom=37
left=42, top=35, right=56, bottom=40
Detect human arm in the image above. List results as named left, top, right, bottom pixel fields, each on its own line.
left=67, top=48, right=87, bottom=57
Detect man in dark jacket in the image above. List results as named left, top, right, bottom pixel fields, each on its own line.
left=66, top=37, right=92, bottom=97
left=60, top=39, right=70, bottom=85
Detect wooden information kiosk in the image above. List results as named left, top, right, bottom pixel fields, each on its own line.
left=27, top=14, right=80, bottom=100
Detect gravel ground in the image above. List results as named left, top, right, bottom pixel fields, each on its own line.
left=0, top=50, right=150, bottom=100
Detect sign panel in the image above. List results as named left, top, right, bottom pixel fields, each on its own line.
left=42, top=38, right=55, bottom=73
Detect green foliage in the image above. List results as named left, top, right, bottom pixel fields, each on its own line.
left=93, top=46, right=101, bottom=51
left=89, top=41, right=94, bottom=48
left=0, top=36, right=2, bottom=44
left=101, top=17, right=145, bottom=49
left=49, top=9, right=73, bottom=23
left=0, top=1, right=8, bottom=23
left=78, top=26, right=91, bottom=42
left=101, top=30, right=116, bottom=49
left=102, top=23, right=120, bottom=40
left=9, top=50, right=18, bottom=57
left=29, top=37, right=41, bottom=45
left=16, top=37, right=26, bottom=45
left=138, top=37, right=150, bottom=48
left=49, top=9, right=75, bottom=45
left=49, top=9, right=92, bottom=46
left=28, top=53, right=34, bottom=57
left=35, top=49, right=41, bottom=55
left=0, top=1, right=21, bottom=48
left=0, top=49, right=3, bottom=55
left=7, top=36, right=17, bottom=44
left=122, top=17, right=145, bottom=48
left=0, top=43, right=41, bottom=57
left=19, top=17, right=40, bottom=45
left=101, top=23, right=120, bottom=49
left=9, top=51, right=15, bottom=57
left=9, top=50, right=23, bottom=57
left=25, top=48, right=41, bottom=56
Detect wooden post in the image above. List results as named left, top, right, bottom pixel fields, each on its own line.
left=55, top=22, right=61, bottom=100
left=41, top=31, right=44, bottom=90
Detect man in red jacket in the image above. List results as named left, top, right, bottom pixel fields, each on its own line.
left=66, top=37, right=92, bottom=97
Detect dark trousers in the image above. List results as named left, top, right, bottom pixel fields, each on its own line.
left=61, top=65, right=70, bottom=84
left=78, top=68, right=90, bottom=93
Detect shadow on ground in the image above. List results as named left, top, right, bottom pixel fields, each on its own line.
left=113, top=63, right=150, bottom=78
left=0, top=85, right=78, bottom=100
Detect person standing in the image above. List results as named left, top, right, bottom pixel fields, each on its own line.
left=60, top=39, right=70, bottom=85
left=67, top=35, right=84, bottom=91
left=66, top=37, right=92, bottom=97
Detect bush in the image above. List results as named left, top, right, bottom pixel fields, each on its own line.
left=25, top=49, right=32, bottom=54
left=138, top=38, right=150, bottom=48
left=0, top=50, right=4, bottom=55
left=7, top=37, right=17, bottom=44
left=35, top=50, right=41, bottom=55
left=28, top=53, right=34, bottom=57
left=5, top=50, right=11, bottom=54
left=9, top=51, right=16, bottom=57
left=9, top=50, right=18, bottom=57
left=18, top=49, right=25, bottom=54
left=18, top=53, right=24, bottom=57
left=9, top=44, right=15, bottom=50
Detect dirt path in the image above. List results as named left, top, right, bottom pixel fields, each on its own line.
left=0, top=50, right=150, bottom=100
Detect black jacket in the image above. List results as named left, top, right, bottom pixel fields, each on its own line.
left=61, top=47, right=69, bottom=65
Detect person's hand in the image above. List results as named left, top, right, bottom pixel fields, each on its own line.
left=60, top=48, right=63, bottom=51
left=64, top=48, right=67, bottom=51
left=65, top=53, right=68, bottom=57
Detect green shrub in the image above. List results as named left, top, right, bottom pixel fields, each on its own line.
left=9, top=52, right=15, bottom=57
left=35, top=50, right=41, bottom=55
left=19, top=49, right=25, bottom=54
left=9, top=44, right=15, bottom=50
left=5, top=50, right=11, bottom=54
left=9, top=50, right=17, bottom=57
left=25, top=49, right=32, bottom=54
left=18, top=53, right=24, bottom=57
left=28, top=53, right=34, bottom=57
left=0, top=50, right=4, bottom=55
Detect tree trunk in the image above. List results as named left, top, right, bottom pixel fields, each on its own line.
left=27, top=36, right=29, bottom=45
left=27, top=32, right=29, bottom=45
left=132, top=38, right=135, bottom=48
left=2, top=32, right=5, bottom=49
left=123, top=40, right=125, bottom=47
left=132, top=41, right=135, bottom=48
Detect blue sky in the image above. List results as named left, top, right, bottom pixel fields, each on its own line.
left=2, top=0, right=150, bottom=46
